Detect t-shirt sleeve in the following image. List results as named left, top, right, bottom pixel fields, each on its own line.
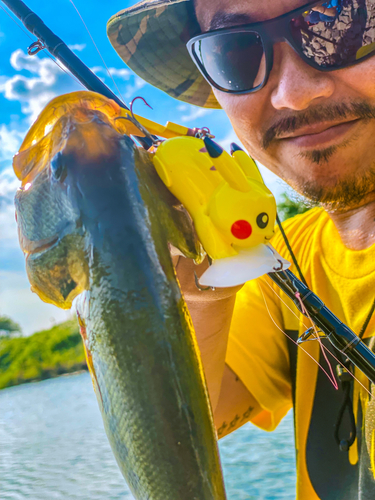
left=225, top=274, right=292, bottom=431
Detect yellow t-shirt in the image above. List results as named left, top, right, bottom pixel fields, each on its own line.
left=226, top=207, right=375, bottom=500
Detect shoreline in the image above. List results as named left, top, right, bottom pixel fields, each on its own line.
left=0, top=364, right=89, bottom=391
left=0, top=319, right=87, bottom=391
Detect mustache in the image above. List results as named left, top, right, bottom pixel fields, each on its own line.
left=262, top=101, right=375, bottom=150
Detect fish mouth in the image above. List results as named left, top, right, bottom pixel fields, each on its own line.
left=20, top=222, right=76, bottom=256
left=21, top=234, right=59, bottom=256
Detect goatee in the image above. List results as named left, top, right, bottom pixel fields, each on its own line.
left=299, top=168, right=375, bottom=212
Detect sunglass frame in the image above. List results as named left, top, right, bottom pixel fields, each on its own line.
left=187, top=0, right=374, bottom=94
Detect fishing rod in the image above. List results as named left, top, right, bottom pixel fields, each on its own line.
left=3, top=0, right=375, bottom=384
left=269, top=269, right=375, bottom=384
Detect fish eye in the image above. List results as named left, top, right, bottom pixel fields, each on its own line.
left=50, top=152, right=66, bottom=182
left=256, top=212, right=269, bottom=229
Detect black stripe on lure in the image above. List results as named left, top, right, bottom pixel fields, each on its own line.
left=152, top=135, right=290, bottom=287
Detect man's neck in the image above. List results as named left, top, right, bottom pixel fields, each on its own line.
left=328, top=198, right=375, bottom=250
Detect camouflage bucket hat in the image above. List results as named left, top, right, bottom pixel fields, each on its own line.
left=107, top=0, right=220, bottom=109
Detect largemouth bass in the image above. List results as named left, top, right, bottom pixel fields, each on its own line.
left=14, top=91, right=227, bottom=500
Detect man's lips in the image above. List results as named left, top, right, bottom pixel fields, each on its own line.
left=277, top=119, right=361, bottom=148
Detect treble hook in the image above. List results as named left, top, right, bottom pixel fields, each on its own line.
left=115, top=96, right=159, bottom=146
left=130, top=96, right=152, bottom=115
left=194, top=258, right=215, bottom=292
left=273, top=259, right=284, bottom=272
left=194, top=271, right=215, bottom=292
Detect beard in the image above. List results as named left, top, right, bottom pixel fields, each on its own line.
left=293, top=165, right=375, bottom=212
left=261, top=100, right=375, bottom=211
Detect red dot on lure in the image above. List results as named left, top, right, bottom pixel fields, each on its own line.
left=231, top=220, right=252, bottom=239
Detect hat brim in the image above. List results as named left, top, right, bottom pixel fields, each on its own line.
left=107, top=0, right=220, bottom=109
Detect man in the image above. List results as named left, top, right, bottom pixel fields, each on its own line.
left=306, top=0, right=341, bottom=24
left=107, top=1, right=375, bottom=498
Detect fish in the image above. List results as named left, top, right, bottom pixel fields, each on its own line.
left=13, top=91, right=227, bottom=500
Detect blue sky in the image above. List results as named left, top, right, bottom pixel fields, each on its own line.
left=0, top=0, right=289, bottom=335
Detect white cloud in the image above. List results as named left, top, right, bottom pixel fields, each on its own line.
left=124, top=76, right=147, bottom=99
left=0, top=128, right=26, bottom=254
left=0, top=168, right=20, bottom=250
left=0, top=49, right=80, bottom=123
left=178, top=105, right=212, bottom=123
left=0, top=167, right=19, bottom=202
left=0, top=124, right=24, bottom=160
left=108, top=67, right=132, bottom=80
left=91, top=66, right=132, bottom=80
left=0, top=49, right=150, bottom=127
left=0, top=202, right=18, bottom=250
left=68, top=43, right=86, bottom=52
left=24, top=90, right=57, bottom=123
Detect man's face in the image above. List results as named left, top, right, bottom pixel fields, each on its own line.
left=194, top=0, right=375, bottom=212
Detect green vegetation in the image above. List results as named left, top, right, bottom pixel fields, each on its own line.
left=0, top=315, right=22, bottom=338
left=277, top=192, right=311, bottom=221
left=0, top=319, right=87, bottom=390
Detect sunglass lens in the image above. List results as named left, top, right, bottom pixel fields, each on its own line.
left=289, top=0, right=375, bottom=68
left=192, top=32, right=266, bottom=92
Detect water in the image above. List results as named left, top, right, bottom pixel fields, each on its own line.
left=0, top=373, right=296, bottom=499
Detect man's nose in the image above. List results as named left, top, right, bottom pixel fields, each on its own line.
left=270, top=43, right=335, bottom=111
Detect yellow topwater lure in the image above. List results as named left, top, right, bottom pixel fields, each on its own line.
left=153, top=134, right=290, bottom=287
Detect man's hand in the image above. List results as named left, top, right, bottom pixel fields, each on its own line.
left=171, top=248, right=243, bottom=412
left=172, top=251, right=260, bottom=435
left=170, top=244, right=242, bottom=301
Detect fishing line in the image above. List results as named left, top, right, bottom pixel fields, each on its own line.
left=258, top=281, right=339, bottom=389
left=295, top=291, right=338, bottom=390
left=68, top=0, right=125, bottom=103
left=264, top=278, right=371, bottom=394
left=0, top=3, right=84, bottom=89
left=260, top=279, right=372, bottom=397
left=41, top=55, right=84, bottom=90
left=276, top=213, right=308, bottom=287
left=0, top=3, right=32, bottom=39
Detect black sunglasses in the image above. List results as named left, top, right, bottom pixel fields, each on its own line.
left=187, top=0, right=375, bottom=94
